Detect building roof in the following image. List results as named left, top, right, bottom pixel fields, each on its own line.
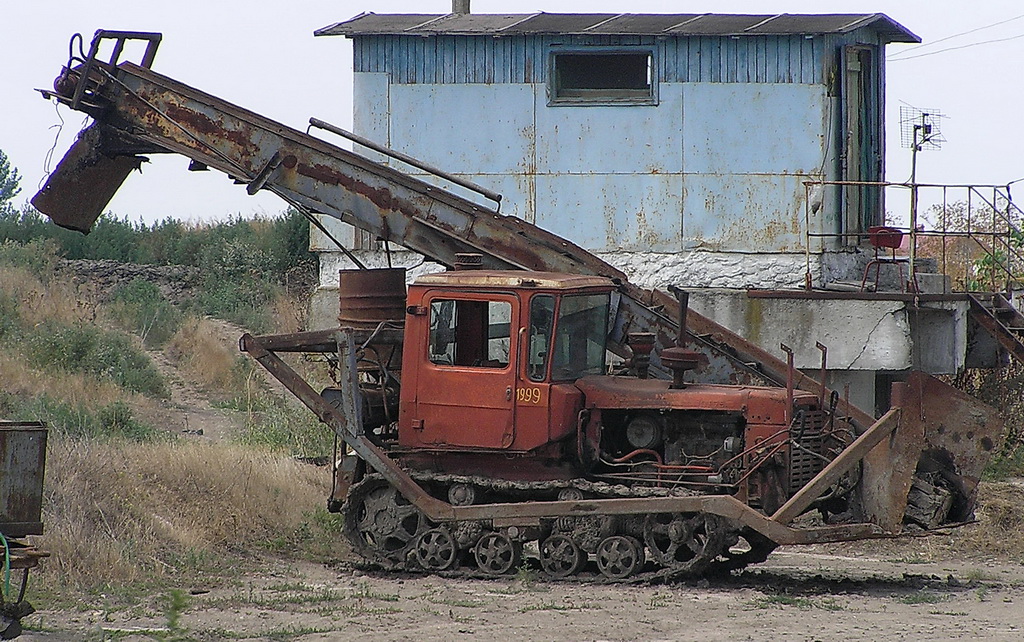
left=316, top=12, right=920, bottom=43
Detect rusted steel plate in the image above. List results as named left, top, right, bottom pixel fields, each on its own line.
left=244, top=328, right=405, bottom=353
left=861, top=371, right=1002, bottom=530
left=0, top=422, right=48, bottom=537
left=31, top=124, right=143, bottom=232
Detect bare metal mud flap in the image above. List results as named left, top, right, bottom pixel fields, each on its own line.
left=31, top=124, right=143, bottom=233
left=861, top=371, right=1002, bottom=532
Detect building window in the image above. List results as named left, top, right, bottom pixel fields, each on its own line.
left=550, top=50, right=656, bottom=106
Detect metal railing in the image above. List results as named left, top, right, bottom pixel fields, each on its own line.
left=802, top=180, right=1024, bottom=295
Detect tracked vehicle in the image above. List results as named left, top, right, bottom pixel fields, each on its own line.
left=33, top=30, right=1002, bottom=580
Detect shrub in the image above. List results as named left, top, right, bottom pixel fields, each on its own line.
left=0, top=238, right=60, bottom=280
left=27, top=322, right=168, bottom=398
left=1, top=392, right=159, bottom=442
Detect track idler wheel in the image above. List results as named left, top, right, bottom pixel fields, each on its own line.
left=474, top=532, right=522, bottom=575
left=539, top=534, right=585, bottom=578
left=413, top=527, right=459, bottom=571
left=596, top=535, right=644, bottom=579
left=643, top=512, right=725, bottom=576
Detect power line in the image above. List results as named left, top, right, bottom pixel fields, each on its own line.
left=888, top=32, right=1024, bottom=62
left=888, top=12, right=1024, bottom=59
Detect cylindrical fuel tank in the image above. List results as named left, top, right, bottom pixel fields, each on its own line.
left=338, top=267, right=406, bottom=328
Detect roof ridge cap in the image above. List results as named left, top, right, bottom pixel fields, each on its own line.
left=496, top=12, right=544, bottom=33
left=744, top=14, right=784, bottom=32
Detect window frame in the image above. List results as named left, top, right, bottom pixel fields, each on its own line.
left=547, top=46, right=659, bottom=107
left=426, top=295, right=516, bottom=371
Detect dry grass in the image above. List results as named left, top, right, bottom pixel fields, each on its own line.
left=950, top=482, right=1024, bottom=561
left=165, top=317, right=249, bottom=398
left=0, top=265, right=97, bottom=327
left=38, top=436, right=345, bottom=589
left=269, top=291, right=306, bottom=335
left=0, top=351, right=128, bottom=410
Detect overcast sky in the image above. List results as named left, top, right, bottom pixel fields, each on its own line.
left=2, top=1, right=1022, bottom=225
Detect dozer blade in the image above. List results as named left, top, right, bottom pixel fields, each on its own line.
left=860, top=371, right=1002, bottom=532
left=31, top=123, right=143, bottom=233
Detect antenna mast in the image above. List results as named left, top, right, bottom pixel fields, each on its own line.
left=900, top=105, right=945, bottom=292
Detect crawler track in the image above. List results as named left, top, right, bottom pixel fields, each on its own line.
left=341, top=474, right=777, bottom=583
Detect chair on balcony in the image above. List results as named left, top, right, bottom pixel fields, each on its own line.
left=860, top=226, right=913, bottom=293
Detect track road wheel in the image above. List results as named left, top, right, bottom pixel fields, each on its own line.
left=539, top=534, right=584, bottom=578
left=342, top=476, right=428, bottom=566
left=643, top=512, right=725, bottom=576
left=474, top=532, right=521, bottom=575
left=596, top=535, right=644, bottom=579
left=413, top=527, right=459, bottom=571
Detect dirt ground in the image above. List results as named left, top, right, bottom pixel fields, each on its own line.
left=19, top=542, right=1024, bottom=641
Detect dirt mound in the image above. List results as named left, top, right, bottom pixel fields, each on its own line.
left=59, top=258, right=201, bottom=304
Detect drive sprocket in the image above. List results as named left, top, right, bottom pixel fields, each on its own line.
left=342, top=475, right=428, bottom=567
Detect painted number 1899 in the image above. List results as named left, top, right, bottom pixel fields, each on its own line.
left=516, top=387, right=542, bottom=404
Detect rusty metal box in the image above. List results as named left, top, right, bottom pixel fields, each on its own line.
left=0, top=422, right=47, bottom=537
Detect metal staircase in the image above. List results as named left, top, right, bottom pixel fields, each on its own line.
left=968, top=292, right=1024, bottom=364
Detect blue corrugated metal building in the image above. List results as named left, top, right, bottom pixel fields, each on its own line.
left=317, top=12, right=918, bottom=257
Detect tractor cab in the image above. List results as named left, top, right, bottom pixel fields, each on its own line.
left=398, top=270, right=615, bottom=463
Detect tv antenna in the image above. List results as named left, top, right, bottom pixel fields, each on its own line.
left=899, top=104, right=946, bottom=292
left=899, top=105, right=945, bottom=153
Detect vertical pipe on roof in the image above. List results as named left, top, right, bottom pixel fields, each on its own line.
left=452, top=0, right=470, bottom=14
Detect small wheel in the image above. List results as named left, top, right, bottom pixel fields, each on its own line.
left=644, top=512, right=724, bottom=576
left=539, top=534, right=584, bottom=578
left=474, top=532, right=521, bottom=575
left=596, top=535, right=643, bottom=579
left=413, top=527, right=459, bottom=571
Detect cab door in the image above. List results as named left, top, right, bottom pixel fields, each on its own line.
left=413, top=292, right=518, bottom=449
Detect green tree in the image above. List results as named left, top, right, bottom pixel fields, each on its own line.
left=0, top=149, right=22, bottom=214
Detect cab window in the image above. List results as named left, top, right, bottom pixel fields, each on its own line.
left=551, top=293, right=609, bottom=380
left=429, top=299, right=511, bottom=368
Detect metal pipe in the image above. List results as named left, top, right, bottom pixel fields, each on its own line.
left=309, top=117, right=502, bottom=205
left=816, top=342, right=828, bottom=408
left=452, top=0, right=471, bottom=13
left=781, top=343, right=795, bottom=424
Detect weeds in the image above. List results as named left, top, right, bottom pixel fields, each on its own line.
left=235, top=394, right=334, bottom=458
left=37, top=438, right=338, bottom=590
left=351, top=582, right=400, bottom=602
left=514, top=563, right=540, bottom=589
left=164, top=589, right=188, bottom=630
left=1, top=392, right=160, bottom=442
left=519, top=600, right=591, bottom=613
left=897, top=592, right=944, bottom=605
left=750, top=594, right=846, bottom=611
